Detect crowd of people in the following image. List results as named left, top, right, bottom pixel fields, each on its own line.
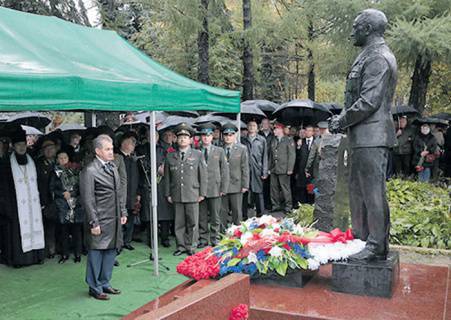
left=0, top=113, right=450, bottom=269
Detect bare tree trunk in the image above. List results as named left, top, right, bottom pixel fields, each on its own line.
left=242, top=0, right=254, bottom=100
left=408, top=55, right=432, bottom=114
left=307, top=21, right=315, bottom=101
left=197, top=0, right=209, bottom=84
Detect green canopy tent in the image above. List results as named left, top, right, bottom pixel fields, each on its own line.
left=0, top=7, right=240, bottom=275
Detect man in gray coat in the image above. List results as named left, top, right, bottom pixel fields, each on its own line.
left=197, top=123, right=229, bottom=247
left=165, top=123, right=207, bottom=256
left=80, top=134, right=127, bottom=300
left=330, top=9, right=397, bottom=261
left=269, top=123, right=296, bottom=213
left=242, top=120, right=268, bottom=218
left=221, top=122, right=249, bottom=229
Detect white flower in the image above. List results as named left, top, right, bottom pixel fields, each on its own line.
left=240, top=231, right=254, bottom=245
left=307, top=258, right=320, bottom=270
left=260, top=228, right=277, bottom=238
left=269, top=246, right=283, bottom=257
left=247, top=252, right=258, bottom=264
left=259, top=215, right=277, bottom=226
left=307, top=240, right=366, bottom=264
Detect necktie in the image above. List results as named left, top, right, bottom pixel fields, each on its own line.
left=104, top=162, right=114, bottom=174
left=181, top=152, right=185, bottom=161
left=307, top=139, right=311, bottom=150
left=226, top=147, right=230, bottom=161
left=203, top=148, right=208, bottom=162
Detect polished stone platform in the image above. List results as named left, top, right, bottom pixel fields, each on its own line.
left=125, top=263, right=449, bottom=320
left=332, top=251, right=400, bottom=297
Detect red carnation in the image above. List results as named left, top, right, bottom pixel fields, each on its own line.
left=167, top=146, right=176, bottom=153
left=229, top=304, right=249, bottom=320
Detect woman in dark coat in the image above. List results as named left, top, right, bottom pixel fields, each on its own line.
left=412, top=124, right=438, bottom=183
left=50, top=150, right=84, bottom=263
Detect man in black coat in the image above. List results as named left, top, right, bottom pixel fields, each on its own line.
left=293, top=125, right=315, bottom=206
left=80, top=134, right=127, bottom=300
left=330, top=9, right=397, bottom=261
left=36, top=138, right=58, bottom=258
left=259, top=118, right=274, bottom=210
left=117, top=132, right=141, bottom=251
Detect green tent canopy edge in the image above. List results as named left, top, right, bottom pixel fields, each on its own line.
left=0, top=7, right=240, bottom=113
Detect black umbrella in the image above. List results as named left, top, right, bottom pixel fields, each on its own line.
left=158, top=116, right=196, bottom=132
left=6, top=112, right=51, bottom=129
left=272, top=99, right=331, bottom=126
left=212, top=103, right=267, bottom=123
left=241, top=100, right=279, bottom=117
left=195, top=114, right=230, bottom=127
left=116, top=121, right=149, bottom=133
left=392, top=105, right=419, bottom=116
left=430, top=112, right=451, bottom=121
left=320, top=103, right=343, bottom=115
left=165, top=110, right=200, bottom=118
left=414, top=117, right=449, bottom=126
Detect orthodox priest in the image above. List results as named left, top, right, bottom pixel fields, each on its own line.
left=0, top=126, right=45, bottom=267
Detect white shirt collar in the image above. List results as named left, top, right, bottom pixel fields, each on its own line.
left=96, top=156, right=108, bottom=166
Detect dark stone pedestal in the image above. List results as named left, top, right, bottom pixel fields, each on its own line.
left=331, top=251, right=399, bottom=298
left=251, top=270, right=317, bottom=288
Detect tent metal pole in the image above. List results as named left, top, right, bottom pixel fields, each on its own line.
left=149, top=111, right=159, bottom=276
left=237, top=112, right=241, bottom=143
left=91, top=112, right=96, bottom=127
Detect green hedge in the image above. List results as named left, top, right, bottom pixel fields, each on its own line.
left=288, top=179, right=451, bottom=250
left=388, top=179, right=450, bottom=250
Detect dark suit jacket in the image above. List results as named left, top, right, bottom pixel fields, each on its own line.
left=294, top=139, right=311, bottom=187
left=80, top=158, right=126, bottom=250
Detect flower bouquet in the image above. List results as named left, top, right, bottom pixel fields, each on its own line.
left=177, top=215, right=365, bottom=283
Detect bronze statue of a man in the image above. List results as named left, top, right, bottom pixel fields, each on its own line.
left=330, top=9, right=397, bottom=261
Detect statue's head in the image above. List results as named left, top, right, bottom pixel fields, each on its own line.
left=351, top=9, right=387, bottom=47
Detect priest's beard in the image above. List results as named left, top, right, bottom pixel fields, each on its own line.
left=15, top=152, right=28, bottom=165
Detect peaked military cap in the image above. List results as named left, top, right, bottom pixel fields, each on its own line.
left=198, top=122, right=216, bottom=135
left=221, top=122, right=238, bottom=134
left=174, top=122, right=194, bottom=137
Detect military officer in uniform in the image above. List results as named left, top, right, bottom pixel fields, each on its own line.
left=330, top=9, right=397, bottom=261
left=197, top=123, right=229, bottom=247
left=165, top=123, right=207, bottom=256
left=269, top=123, right=296, bottom=213
left=221, top=123, right=249, bottom=229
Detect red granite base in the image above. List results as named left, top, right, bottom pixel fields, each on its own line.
left=125, top=263, right=449, bottom=320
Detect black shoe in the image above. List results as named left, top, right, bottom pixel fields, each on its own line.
left=74, top=256, right=81, bottom=263
left=270, top=207, right=282, bottom=213
left=123, top=244, right=135, bottom=251
left=186, top=250, right=194, bottom=256
left=173, top=250, right=186, bottom=256
left=162, top=240, right=171, bottom=248
left=58, top=256, right=69, bottom=264
left=197, top=243, right=208, bottom=249
left=149, top=253, right=163, bottom=261
left=114, top=260, right=120, bottom=267
left=89, top=291, right=110, bottom=300
left=48, top=254, right=55, bottom=259
left=348, top=248, right=386, bottom=262
left=103, top=287, right=121, bottom=295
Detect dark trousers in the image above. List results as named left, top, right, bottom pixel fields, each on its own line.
left=199, top=197, right=222, bottom=245
left=293, top=185, right=314, bottom=206
left=242, top=191, right=265, bottom=219
left=44, top=219, right=56, bottom=256
left=123, top=209, right=135, bottom=246
left=86, top=249, right=116, bottom=295
left=144, top=220, right=170, bottom=247
left=270, top=174, right=292, bottom=210
left=60, top=223, right=82, bottom=257
left=349, top=147, right=390, bottom=255
left=393, top=153, right=411, bottom=176
left=174, top=202, right=199, bottom=252
left=221, top=193, right=243, bottom=232
left=263, top=178, right=272, bottom=210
